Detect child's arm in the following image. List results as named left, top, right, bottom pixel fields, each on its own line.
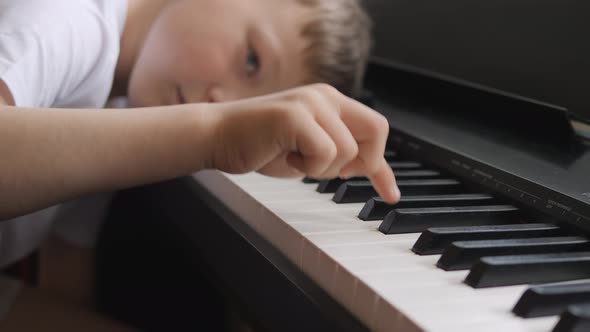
left=0, top=83, right=399, bottom=220
left=0, top=98, right=218, bottom=219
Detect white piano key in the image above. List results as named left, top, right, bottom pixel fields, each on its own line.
left=268, top=199, right=365, bottom=212
left=288, top=220, right=381, bottom=234
left=320, top=237, right=419, bottom=260
left=196, top=171, right=559, bottom=332
left=339, top=254, right=441, bottom=274
left=272, top=205, right=366, bottom=223
left=305, top=228, right=410, bottom=246
left=249, top=190, right=335, bottom=202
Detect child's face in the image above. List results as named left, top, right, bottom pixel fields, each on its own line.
left=128, top=0, right=311, bottom=107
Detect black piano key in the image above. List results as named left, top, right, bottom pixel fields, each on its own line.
left=332, top=181, right=376, bottom=203
left=333, top=179, right=463, bottom=204
left=437, top=236, right=590, bottom=271
left=398, top=179, right=463, bottom=195
left=384, top=150, right=397, bottom=161
left=412, top=223, right=566, bottom=255
left=553, top=304, right=590, bottom=332
left=395, top=169, right=441, bottom=179
left=317, top=177, right=364, bottom=193
left=378, top=205, right=520, bottom=234
left=465, top=252, right=590, bottom=288
left=388, top=161, right=423, bottom=170
left=302, top=177, right=319, bottom=184
left=318, top=170, right=441, bottom=194
left=513, top=280, right=590, bottom=318
left=359, top=193, right=494, bottom=221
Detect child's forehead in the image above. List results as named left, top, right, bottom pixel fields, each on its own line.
left=256, top=0, right=315, bottom=47
left=256, top=0, right=313, bottom=86
left=254, top=0, right=313, bottom=24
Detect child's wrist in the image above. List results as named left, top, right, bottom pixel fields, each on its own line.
left=188, top=102, right=225, bottom=171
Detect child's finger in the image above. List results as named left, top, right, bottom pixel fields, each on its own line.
left=340, top=157, right=399, bottom=202
left=306, top=97, right=359, bottom=179
left=339, top=97, right=389, bottom=176
left=257, top=152, right=305, bottom=178
left=334, top=94, right=400, bottom=203
left=368, top=158, right=400, bottom=204
left=286, top=112, right=337, bottom=178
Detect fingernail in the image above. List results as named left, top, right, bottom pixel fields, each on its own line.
left=393, top=185, right=401, bottom=200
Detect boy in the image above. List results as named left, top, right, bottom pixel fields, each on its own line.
left=0, top=0, right=400, bottom=330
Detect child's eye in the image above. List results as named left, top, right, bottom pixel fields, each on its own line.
left=245, top=47, right=260, bottom=76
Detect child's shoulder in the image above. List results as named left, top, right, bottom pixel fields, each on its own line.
left=0, top=0, right=126, bottom=35
left=0, top=0, right=128, bottom=108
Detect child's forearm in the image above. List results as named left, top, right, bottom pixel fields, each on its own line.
left=0, top=104, right=217, bottom=220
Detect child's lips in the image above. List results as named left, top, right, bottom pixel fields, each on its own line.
left=176, top=86, right=186, bottom=104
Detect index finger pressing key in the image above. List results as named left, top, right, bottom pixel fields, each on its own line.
left=368, top=158, right=400, bottom=204
left=338, top=97, right=399, bottom=200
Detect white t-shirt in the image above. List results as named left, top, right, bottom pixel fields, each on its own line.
left=0, top=0, right=127, bottom=266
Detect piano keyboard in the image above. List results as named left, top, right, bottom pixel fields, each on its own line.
left=192, top=152, right=590, bottom=332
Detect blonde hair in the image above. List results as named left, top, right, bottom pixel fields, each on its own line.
left=297, top=0, right=373, bottom=98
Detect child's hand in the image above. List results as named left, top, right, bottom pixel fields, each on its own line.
left=208, top=83, right=400, bottom=203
